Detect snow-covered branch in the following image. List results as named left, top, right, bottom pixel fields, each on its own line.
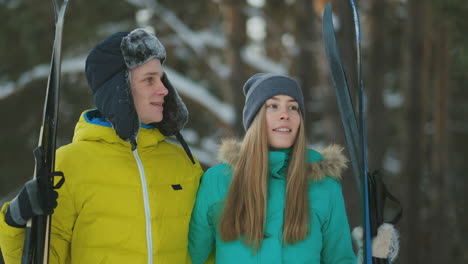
left=0, top=56, right=87, bottom=99
left=126, top=0, right=224, bottom=53
left=164, top=67, right=235, bottom=125
left=125, top=0, right=286, bottom=77
left=0, top=55, right=235, bottom=126
left=242, top=45, right=287, bottom=74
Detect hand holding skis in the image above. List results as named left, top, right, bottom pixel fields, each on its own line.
left=5, top=178, right=59, bottom=228
left=352, top=224, right=400, bottom=263
left=19, top=0, right=69, bottom=263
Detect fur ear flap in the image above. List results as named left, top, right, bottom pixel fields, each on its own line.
left=151, top=74, right=188, bottom=136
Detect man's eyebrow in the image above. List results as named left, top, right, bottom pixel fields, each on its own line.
left=142, top=71, right=162, bottom=77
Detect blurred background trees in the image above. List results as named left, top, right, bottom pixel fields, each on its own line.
left=1, top=0, right=467, bottom=263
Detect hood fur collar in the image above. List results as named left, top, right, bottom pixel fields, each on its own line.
left=217, top=139, right=348, bottom=181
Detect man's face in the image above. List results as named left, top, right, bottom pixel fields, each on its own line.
left=131, top=59, right=168, bottom=124
left=265, top=95, right=301, bottom=149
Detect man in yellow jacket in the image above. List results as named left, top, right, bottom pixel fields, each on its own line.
left=0, top=28, right=204, bottom=264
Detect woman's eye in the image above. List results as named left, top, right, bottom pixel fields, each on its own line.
left=266, top=104, right=277, bottom=109
left=289, top=105, right=298, bottom=111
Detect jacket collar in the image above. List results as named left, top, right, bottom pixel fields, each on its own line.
left=218, top=139, right=347, bottom=181
left=73, top=109, right=166, bottom=149
left=268, top=148, right=324, bottom=179
left=268, top=148, right=289, bottom=179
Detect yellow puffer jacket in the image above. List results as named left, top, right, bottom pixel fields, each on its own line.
left=0, top=110, right=203, bottom=263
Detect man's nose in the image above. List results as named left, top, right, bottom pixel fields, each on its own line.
left=156, top=80, right=169, bottom=96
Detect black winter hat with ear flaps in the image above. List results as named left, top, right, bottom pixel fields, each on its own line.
left=85, top=29, right=194, bottom=162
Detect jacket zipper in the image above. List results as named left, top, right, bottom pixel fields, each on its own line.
left=133, top=148, right=153, bottom=264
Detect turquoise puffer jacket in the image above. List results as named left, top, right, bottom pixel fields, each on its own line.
left=189, top=140, right=356, bottom=264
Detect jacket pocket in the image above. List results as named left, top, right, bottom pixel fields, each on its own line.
left=150, top=177, right=200, bottom=217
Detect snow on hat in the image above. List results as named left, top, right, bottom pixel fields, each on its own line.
left=85, top=28, right=188, bottom=148
left=242, top=73, right=305, bottom=130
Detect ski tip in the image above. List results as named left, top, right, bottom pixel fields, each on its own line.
left=323, top=2, right=332, bottom=19
left=322, top=3, right=334, bottom=36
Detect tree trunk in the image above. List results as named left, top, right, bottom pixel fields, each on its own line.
left=429, top=20, right=451, bottom=264
left=291, top=0, right=316, bottom=140
left=367, top=0, right=387, bottom=171
left=219, top=0, right=248, bottom=137
left=402, top=0, right=430, bottom=263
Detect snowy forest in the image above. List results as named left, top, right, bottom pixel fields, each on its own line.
left=1, top=0, right=467, bottom=263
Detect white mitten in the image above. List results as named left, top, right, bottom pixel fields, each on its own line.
left=352, top=223, right=400, bottom=262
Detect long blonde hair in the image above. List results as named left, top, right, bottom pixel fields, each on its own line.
left=218, top=105, right=309, bottom=251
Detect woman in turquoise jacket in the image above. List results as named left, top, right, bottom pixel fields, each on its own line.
left=189, top=73, right=357, bottom=264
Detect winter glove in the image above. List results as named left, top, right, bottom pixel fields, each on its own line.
left=352, top=223, right=400, bottom=263
left=4, top=178, right=58, bottom=228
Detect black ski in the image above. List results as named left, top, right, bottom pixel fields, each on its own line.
left=321, top=2, right=373, bottom=264
left=322, top=2, right=404, bottom=264
left=21, top=1, right=68, bottom=263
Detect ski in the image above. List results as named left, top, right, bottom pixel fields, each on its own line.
left=21, top=1, right=68, bottom=263
left=322, top=3, right=403, bottom=263
left=348, top=1, right=377, bottom=263
left=321, top=2, right=373, bottom=264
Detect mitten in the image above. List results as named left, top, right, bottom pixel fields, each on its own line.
left=4, top=178, right=58, bottom=227
left=352, top=223, right=400, bottom=263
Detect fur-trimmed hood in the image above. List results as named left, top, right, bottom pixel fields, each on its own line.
left=217, top=139, right=348, bottom=181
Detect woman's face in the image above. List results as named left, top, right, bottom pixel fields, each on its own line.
left=131, top=58, right=168, bottom=124
left=265, top=95, right=301, bottom=149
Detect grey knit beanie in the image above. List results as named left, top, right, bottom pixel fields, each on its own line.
left=242, top=73, right=305, bottom=130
